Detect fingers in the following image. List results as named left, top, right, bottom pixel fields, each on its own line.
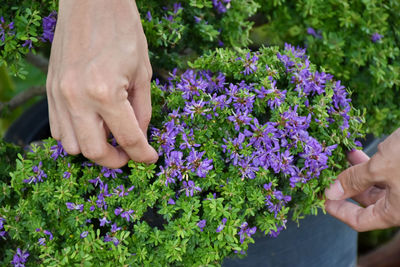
left=325, top=160, right=374, bottom=200
left=347, top=150, right=369, bottom=166
left=352, top=186, right=386, bottom=207
left=100, top=99, right=158, bottom=164
left=129, top=71, right=152, bottom=136
left=325, top=198, right=391, bottom=232
left=46, top=84, right=60, bottom=140
left=70, top=112, right=129, bottom=168
left=345, top=150, right=385, bottom=206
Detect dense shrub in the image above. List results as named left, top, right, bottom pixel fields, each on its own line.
left=255, top=0, right=400, bottom=135
left=0, top=46, right=363, bottom=266
left=0, top=0, right=258, bottom=78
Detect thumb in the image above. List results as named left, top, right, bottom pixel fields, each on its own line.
left=325, top=161, right=374, bottom=200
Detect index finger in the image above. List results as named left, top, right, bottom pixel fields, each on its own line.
left=325, top=160, right=375, bottom=200
left=325, top=198, right=391, bottom=232
left=100, top=99, right=158, bottom=164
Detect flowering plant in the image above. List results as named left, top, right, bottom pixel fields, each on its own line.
left=255, top=0, right=400, bottom=135
left=0, top=0, right=258, bottom=78
left=0, top=46, right=363, bottom=266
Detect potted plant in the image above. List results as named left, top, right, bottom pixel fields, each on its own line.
left=0, top=45, right=363, bottom=266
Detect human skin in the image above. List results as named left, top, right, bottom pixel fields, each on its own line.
left=325, top=128, right=400, bottom=231
left=46, top=0, right=158, bottom=168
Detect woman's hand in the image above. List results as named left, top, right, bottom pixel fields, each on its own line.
left=47, top=0, right=158, bottom=168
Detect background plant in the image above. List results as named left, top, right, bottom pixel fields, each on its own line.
left=0, top=0, right=258, bottom=79
left=253, top=0, right=400, bottom=136
left=1, top=46, right=363, bottom=266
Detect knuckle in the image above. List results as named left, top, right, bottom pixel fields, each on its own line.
left=352, top=210, right=367, bottom=232
left=62, top=143, right=80, bottom=156
left=81, top=146, right=106, bottom=162
left=86, top=83, right=113, bottom=104
left=117, top=135, right=140, bottom=148
left=59, top=76, right=79, bottom=101
left=343, top=167, right=363, bottom=193
left=366, top=158, right=380, bottom=177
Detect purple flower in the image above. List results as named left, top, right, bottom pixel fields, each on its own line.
left=114, top=207, right=123, bottom=216
left=146, top=11, right=152, bottom=22
left=120, top=210, right=134, bottom=222
left=104, top=234, right=119, bottom=247
left=113, top=185, right=129, bottom=197
left=194, top=16, right=202, bottom=23
left=63, top=171, right=71, bottom=179
left=181, top=180, right=202, bottom=197
left=263, top=183, right=272, bottom=191
left=197, top=219, right=206, bottom=231
left=265, top=190, right=291, bottom=217
left=22, top=39, right=33, bottom=50
left=216, top=218, right=227, bottom=233
left=99, top=217, right=111, bottom=227
left=238, top=222, right=257, bottom=243
left=168, top=198, right=176, bottom=205
left=111, top=223, right=121, bottom=233
left=237, top=156, right=258, bottom=180
left=50, top=141, right=67, bottom=160
left=101, top=167, right=123, bottom=179
left=183, top=99, right=210, bottom=119
left=237, top=52, right=258, bottom=75
left=0, top=217, right=6, bottom=238
left=186, top=149, right=213, bottom=178
left=11, top=248, right=29, bottom=266
left=176, top=70, right=208, bottom=100
left=88, top=176, right=104, bottom=187
left=307, top=27, right=322, bottom=39
left=41, top=11, right=57, bottom=42
left=227, top=112, right=252, bottom=131
left=66, top=202, right=84, bottom=212
left=268, top=225, right=285, bottom=238
left=38, top=237, right=46, bottom=246
left=173, top=2, right=183, bottom=14
left=212, top=0, right=231, bottom=14
left=371, top=32, right=382, bottom=43
left=0, top=16, right=15, bottom=42
left=44, top=230, right=53, bottom=240
left=80, top=231, right=89, bottom=239
left=23, top=162, right=47, bottom=184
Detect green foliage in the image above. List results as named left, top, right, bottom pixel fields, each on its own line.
left=0, top=1, right=57, bottom=79
left=255, top=0, right=400, bottom=135
left=0, top=47, right=363, bottom=265
left=1, top=0, right=258, bottom=78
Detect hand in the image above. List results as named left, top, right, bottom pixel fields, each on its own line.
left=46, top=0, right=158, bottom=168
left=325, top=128, right=400, bottom=231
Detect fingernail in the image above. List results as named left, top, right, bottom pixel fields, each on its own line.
left=325, top=180, right=344, bottom=200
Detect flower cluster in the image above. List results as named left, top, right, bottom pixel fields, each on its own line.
left=0, top=217, right=6, bottom=238
left=22, top=161, right=47, bottom=184
left=41, top=11, right=57, bottom=42
left=212, top=0, right=231, bottom=13
left=0, top=16, right=14, bottom=42
left=11, top=248, right=29, bottom=267
left=1, top=46, right=362, bottom=266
